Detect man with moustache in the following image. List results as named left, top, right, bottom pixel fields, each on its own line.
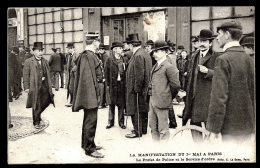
left=206, top=20, right=255, bottom=146
left=125, top=33, right=152, bottom=138
left=23, top=42, right=55, bottom=129
left=122, top=37, right=133, bottom=62
left=182, top=29, right=220, bottom=143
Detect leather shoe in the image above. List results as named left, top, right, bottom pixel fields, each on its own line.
left=120, top=125, right=126, bottom=129
left=169, top=123, right=177, bottom=129
left=9, top=124, right=13, bottom=128
left=125, top=133, right=141, bottom=138
left=177, top=114, right=183, bottom=118
left=96, top=146, right=103, bottom=150
left=65, top=103, right=72, bottom=107
left=34, top=125, right=42, bottom=129
left=86, top=150, right=104, bottom=158
left=106, top=124, right=114, bottom=129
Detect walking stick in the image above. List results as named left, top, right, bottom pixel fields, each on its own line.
left=137, top=93, right=140, bottom=141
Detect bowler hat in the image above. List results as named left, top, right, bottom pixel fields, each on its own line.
left=152, top=40, right=169, bottom=52
left=191, top=36, right=199, bottom=42
left=145, top=40, right=154, bottom=46
left=99, top=43, right=106, bottom=49
left=25, top=47, right=30, bottom=52
left=177, top=45, right=185, bottom=50
left=198, top=29, right=215, bottom=40
left=217, top=20, right=242, bottom=33
left=111, top=41, right=123, bottom=50
left=32, top=42, right=44, bottom=50
left=166, top=40, right=175, bottom=52
left=240, top=36, right=254, bottom=46
left=128, top=34, right=141, bottom=44
left=86, top=32, right=100, bottom=41
left=51, top=48, right=57, bottom=52
left=66, top=42, right=75, bottom=48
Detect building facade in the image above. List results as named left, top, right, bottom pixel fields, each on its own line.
left=8, top=7, right=255, bottom=58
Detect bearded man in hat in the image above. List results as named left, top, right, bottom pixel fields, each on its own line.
left=49, top=48, right=61, bottom=91
left=65, top=42, right=78, bottom=107
left=125, top=33, right=152, bottom=138
left=23, top=42, right=55, bottom=129
left=147, top=40, right=180, bottom=143
left=206, top=20, right=255, bottom=147
left=182, top=29, right=221, bottom=144
left=72, top=32, right=104, bottom=158
left=240, top=35, right=254, bottom=59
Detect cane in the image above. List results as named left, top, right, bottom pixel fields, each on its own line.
left=137, top=93, right=140, bottom=141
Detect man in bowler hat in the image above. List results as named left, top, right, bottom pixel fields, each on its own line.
left=182, top=29, right=220, bottom=143
left=72, top=32, right=104, bottom=158
left=23, top=42, right=55, bottom=129
left=125, top=33, right=152, bottom=138
left=145, top=40, right=156, bottom=66
left=56, top=48, right=67, bottom=88
left=240, top=36, right=254, bottom=58
left=122, top=37, right=133, bottom=61
left=147, top=40, right=180, bottom=143
left=65, top=42, right=78, bottom=107
left=49, top=48, right=61, bottom=91
left=206, top=20, right=255, bottom=146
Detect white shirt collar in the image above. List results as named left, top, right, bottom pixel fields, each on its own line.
left=200, top=48, right=209, bottom=57
left=157, top=57, right=167, bottom=66
left=133, top=46, right=141, bottom=55
left=223, top=41, right=240, bottom=52
left=85, top=45, right=96, bottom=53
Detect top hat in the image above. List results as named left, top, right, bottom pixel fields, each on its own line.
left=99, top=43, right=106, bottom=49
left=145, top=40, right=154, bottom=46
left=25, top=47, right=30, bottom=52
left=86, top=32, right=100, bottom=41
left=152, top=40, right=169, bottom=52
left=128, top=33, right=141, bottom=44
left=32, top=42, right=44, bottom=50
left=177, top=45, right=185, bottom=50
left=66, top=42, right=75, bottom=48
left=111, top=41, right=123, bottom=50
left=198, top=29, right=215, bottom=40
left=191, top=36, right=199, bottom=42
left=217, top=20, right=242, bottom=33
left=240, top=36, right=254, bottom=46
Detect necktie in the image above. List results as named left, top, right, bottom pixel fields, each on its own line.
left=201, top=53, right=204, bottom=58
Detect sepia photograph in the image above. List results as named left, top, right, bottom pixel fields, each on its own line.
left=7, top=6, right=255, bottom=164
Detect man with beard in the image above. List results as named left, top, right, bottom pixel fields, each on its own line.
left=122, top=37, right=132, bottom=61
left=125, top=33, right=152, bottom=138
left=182, top=29, right=220, bottom=143
left=72, top=32, right=104, bottom=158
left=23, top=42, right=55, bottom=129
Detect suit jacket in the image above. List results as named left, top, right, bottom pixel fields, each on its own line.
left=23, top=56, right=55, bottom=110
left=206, top=46, right=255, bottom=136
left=149, top=59, right=180, bottom=108
left=125, top=47, right=152, bottom=115
left=65, top=52, right=79, bottom=89
left=183, top=49, right=220, bottom=126
left=59, top=53, right=66, bottom=72
left=49, top=53, right=61, bottom=72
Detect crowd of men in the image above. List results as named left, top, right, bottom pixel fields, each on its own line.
left=8, top=19, right=255, bottom=159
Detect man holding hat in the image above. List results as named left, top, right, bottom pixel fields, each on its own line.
left=104, top=41, right=127, bottom=129
left=72, top=32, right=104, bottom=158
left=240, top=35, right=254, bottom=59
left=65, top=42, right=78, bottom=107
left=147, top=40, right=180, bottom=143
left=23, top=42, right=55, bottom=129
left=182, top=29, right=220, bottom=144
left=125, top=33, right=152, bottom=138
left=206, top=20, right=255, bottom=146
left=49, top=48, right=61, bottom=91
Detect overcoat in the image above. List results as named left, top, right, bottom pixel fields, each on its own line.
left=104, top=54, right=128, bottom=106
left=49, top=53, right=61, bottom=72
left=59, top=53, right=67, bottom=72
left=125, top=48, right=152, bottom=115
left=182, top=49, right=220, bottom=126
left=65, top=52, right=78, bottom=89
left=8, top=52, right=18, bottom=85
left=206, top=46, right=255, bottom=136
left=23, top=56, right=55, bottom=110
left=148, top=59, right=180, bottom=108
left=72, top=50, right=101, bottom=112
left=23, top=52, right=33, bottom=62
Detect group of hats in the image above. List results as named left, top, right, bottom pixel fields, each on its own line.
left=110, top=33, right=141, bottom=50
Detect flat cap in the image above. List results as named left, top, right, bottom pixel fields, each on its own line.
left=217, top=20, right=243, bottom=32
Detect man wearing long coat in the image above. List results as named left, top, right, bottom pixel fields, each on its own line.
left=125, top=34, right=152, bottom=138
left=23, top=42, right=54, bottom=128
left=182, top=29, right=220, bottom=143
left=49, top=48, right=61, bottom=91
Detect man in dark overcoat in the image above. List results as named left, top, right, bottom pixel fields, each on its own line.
left=56, top=48, right=66, bottom=88
left=49, top=48, right=61, bottom=91
left=72, top=32, right=104, bottom=158
left=206, top=20, right=255, bottom=146
left=8, top=46, right=19, bottom=102
left=65, top=42, right=78, bottom=107
left=122, top=38, right=133, bottom=61
left=23, top=47, right=33, bottom=62
left=23, top=42, right=55, bottom=129
left=182, top=29, right=220, bottom=143
left=125, top=33, right=152, bottom=138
